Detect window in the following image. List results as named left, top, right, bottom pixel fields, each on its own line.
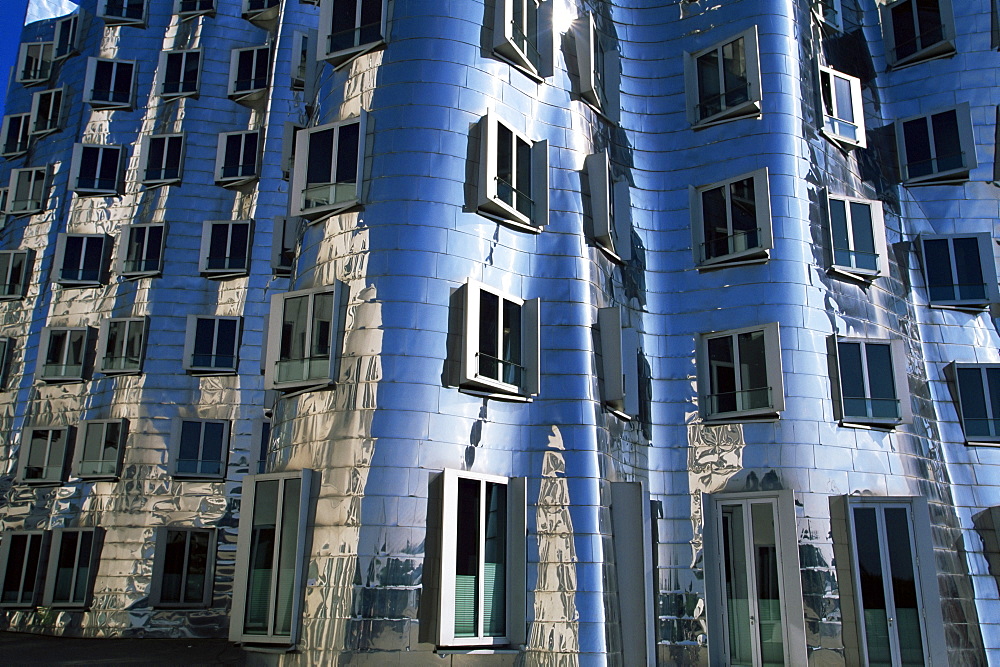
left=704, top=492, right=807, bottom=666
left=228, top=47, right=270, bottom=99
left=320, top=0, right=387, bottom=66
left=70, top=144, right=123, bottom=195
left=691, top=168, right=771, bottom=267
left=230, top=471, right=316, bottom=644
left=949, top=364, right=1000, bottom=443
left=16, top=42, right=53, bottom=85
left=492, top=0, right=552, bottom=78
left=437, top=469, right=526, bottom=647
left=19, top=427, right=71, bottom=483
left=215, top=131, right=260, bottom=186
left=98, top=317, right=146, bottom=374
left=85, top=58, right=136, bottom=110
left=896, top=104, right=976, bottom=184
left=120, top=223, right=165, bottom=277
left=266, top=285, right=344, bottom=390
left=184, top=316, right=240, bottom=374
left=150, top=528, right=215, bottom=607
left=161, top=50, right=201, bottom=98
left=38, top=326, right=90, bottom=382
left=826, top=193, right=886, bottom=278
left=832, top=337, right=910, bottom=425
left=920, top=234, right=999, bottom=308
left=0, top=250, right=32, bottom=299
left=814, top=0, right=842, bottom=30
left=7, top=167, right=49, bottom=215
left=460, top=280, right=540, bottom=398
left=882, top=0, right=955, bottom=68
left=54, top=15, right=79, bottom=59
left=271, top=217, right=299, bottom=275
left=290, top=118, right=363, bottom=219
left=30, top=87, right=64, bottom=136
left=99, top=0, right=147, bottom=26
left=176, top=0, right=215, bottom=17
left=575, top=13, right=617, bottom=112
left=586, top=152, right=631, bottom=261
left=173, top=419, right=229, bottom=477
left=200, top=220, right=251, bottom=277
left=819, top=66, right=865, bottom=148
left=0, top=532, right=48, bottom=607
left=54, top=233, right=110, bottom=286
left=598, top=307, right=639, bottom=418
left=699, top=322, right=783, bottom=420
left=477, top=112, right=549, bottom=230
left=1, top=114, right=31, bottom=156
left=685, top=27, right=762, bottom=127
left=143, top=134, right=184, bottom=185
left=75, top=419, right=126, bottom=477
left=43, top=528, right=102, bottom=608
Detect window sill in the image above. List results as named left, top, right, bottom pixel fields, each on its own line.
left=927, top=301, right=992, bottom=312
left=477, top=205, right=542, bottom=234
left=76, top=473, right=119, bottom=481
left=460, top=383, right=532, bottom=403
left=216, top=176, right=259, bottom=189
left=691, top=100, right=762, bottom=129
left=839, top=418, right=902, bottom=431
left=298, top=198, right=360, bottom=222
left=964, top=437, right=1000, bottom=446
left=121, top=271, right=161, bottom=280
left=437, top=648, right=520, bottom=655
left=827, top=265, right=879, bottom=283
left=821, top=128, right=865, bottom=151
left=902, top=170, right=970, bottom=187
left=39, top=376, right=86, bottom=384
left=99, top=14, right=146, bottom=28
left=325, top=40, right=386, bottom=72
left=172, top=473, right=226, bottom=481
left=696, top=250, right=769, bottom=271
left=605, top=402, right=633, bottom=421
left=99, top=368, right=142, bottom=376
left=889, top=41, right=956, bottom=71
left=701, top=408, right=780, bottom=423
left=87, top=101, right=134, bottom=111
left=73, top=188, right=121, bottom=197
left=160, top=91, right=198, bottom=101
left=185, top=367, right=238, bottom=375
left=54, top=279, right=104, bottom=288
left=493, top=46, right=545, bottom=83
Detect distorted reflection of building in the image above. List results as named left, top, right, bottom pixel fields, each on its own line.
left=0, top=0, right=999, bottom=665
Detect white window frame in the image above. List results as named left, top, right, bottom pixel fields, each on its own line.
left=171, top=418, right=230, bottom=478
left=228, top=47, right=270, bottom=100
left=74, top=418, right=127, bottom=478
left=919, top=233, right=999, bottom=309
left=586, top=152, right=631, bottom=262
left=0, top=531, right=49, bottom=608
left=42, top=528, right=102, bottom=608
left=16, top=42, right=54, bottom=85
left=477, top=111, right=549, bottom=231
left=814, top=0, right=843, bottom=30
left=826, top=192, right=887, bottom=279
left=437, top=469, right=526, bottom=648
left=70, top=143, right=124, bottom=196
left=320, top=0, right=388, bottom=67
left=149, top=527, right=216, bottom=608
left=183, top=315, right=241, bottom=374
left=215, top=131, right=261, bottom=186
left=947, top=363, right=1000, bottom=444
left=684, top=26, right=762, bottom=127
left=690, top=168, right=771, bottom=268
left=54, top=14, right=79, bottom=59
left=199, top=220, right=252, bottom=277
left=97, top=317, right=147, bottom=375
left=896, top=103, right=976, bottom=185
left=175, top=0, right=215, bottom=18
left=54, top=233, right=111, bottom=287
left=266, top=283, right=345, bottom=391
left=1, top=114, right=31, bottom=157
left=29, top=87, right=65, bottom=136
left=98, top=0, right=147, bottom=27
left=493, top=0, right=553, bottom=79
left=160, top=50, right=201, bottom=99
left=38, top=326, right=91, bottom=383
left=142, top=134, right=184, bottom=186
left=271, top=217, right=299, bottom=275
left=460, top=280, right=540, bottom=399
left=230, top=470, right=316, bottom=645
left=7, top=166, right=49, bottom=216
left=84, top=58, right=137, bottom=110
left=119, top=222, right=166, bottom=278
left=18, top=426, right=72, bottom=484
left=881, top=0, right=955, bottom=69
left=290, top=116, right=365, bottom=219
left=831, top=336, right=911, bottom=427
left=698, top=322, right=783, bottom=421
left=598, top=307, right=639, bottom=419
left=0, top=249, right=32, bottom=299
left=819, top=66, right=865, bottom=149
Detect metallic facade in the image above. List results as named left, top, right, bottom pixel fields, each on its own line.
left=0, top=0, right=998, bottom=665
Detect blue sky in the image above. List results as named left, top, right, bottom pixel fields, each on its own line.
left=0, top=0, right=35, bottom=117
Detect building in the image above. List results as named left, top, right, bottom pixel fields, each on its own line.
left=0, top=0, right=998, bottom=664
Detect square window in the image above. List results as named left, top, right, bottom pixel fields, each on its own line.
left=437, top=469, right=526, bottom=647
left=477, top=112, right=549, bottom=231
left=183, top=315, right=240, bottom=374
left=492, top=0, right=552, bottom=79
left=290, top=118, right=363, bottom=219
left=0, top=531, right=48, bottom=608
left=20, top=427, right=71, bottom=484
left=896, top=104, right=976, bottom=185
left=30, top=87, right=64, bottom=136
left=75, top=419, right=126, bottom=477
left=54, top=14, right=79, bottom=59
left=98, top=317, right=146, bottom=374
left=120, top=223, right=165, bottom=277
left=43, top=528, right=102, bottom=608
left=38, top=326, right=90, bottom=382
left=919, top=234, right=999, bottom=308
left=586, top=152, right=631, bottom=262
left=143, top=134, right=184, bottom=185
left=199, top=220, right=251, bottom=277
left=228, top=47, right=270, bottom=100
left=161, top=50, right=201, bottom=98
left=266, top=285, right=345, bottom=391
left=598, top=306, right=639, bottom=418
left=320, top=0, right=387, bottom=67
left=832, top=337, right=910, bottom=426
left=99, top=0, right=147, bottom=26
left=7, top=167, right=49, bottom=216
left=215, top=131, right=260, bottom=186
left=54, top=233, right=111, bottom=286
left=176, top=0, right=215, bottom=17
left=819, top=66, right=865, bottom=148
left=172, top=419, right=229, bottom=478
left=882, top=0, right=955, bottom=68
left=70, top=144, right=124, bottom=195
left=460, top=280, right=540, bottom=398
left=699, top=322, right=783, bottom=420
left=16, top=42, right=54, bottom=85
left=814, top=0, right=843, bottom=30
left=691, top=168, right=771, bottom=268
left=826, top=193, right=887, bottom=279
left=1, top=114, right=31, bottom=157
left=0, top=250, right=32, bottom=299
left=949, top=364, right=1000, bottom=443
left=271, top=217, right=299, bottom=275
left=685, top=27, right=762, bottom=127
left=230, top=471, right=316, bottom=644
left=85, top=58, right=136, bottom=110
left=150, top=528, right=215, bottom=607
left=575, top=13, right=617, bottom=112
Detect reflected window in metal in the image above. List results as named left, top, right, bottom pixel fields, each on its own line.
left=121, top=223, right=165, bottom=277
left=85, top=58, right=136, bottom=109
left=99, top=318, right=146, bottom=375
left=21, top=427, right=70, bottom=483
left=1, top=114, right=31, bottom=157
left=951, top=364, right=1000, bottom=443
left=8, top=166, right=48, bottom=215
left=686, top=27, right=761, bottom=126
left=76, top=420, right=126, bottom=478
left=43, top=529, right=101, bottom=607
left=216, top=131, right=260, bottom=185
left=39, top=327, right=89, bottom=382
left=70, top=144, right=122, bottom=195
left=700, top=323, right=782, bottom=420
left=322, top=0, right=386, bottom=65
left=268, top=287, right=340, bottom=390
left=151, top=528, right=214, bottom=607
left=16, top=42, right=53, bottom=85
left=100, top=0, right=146, bottom=25
left=162, top=51, right=200, bottom=98
left=0, top=531, right=47, bottom=607
left=174, top=419, right=228, bottom=477
left=897, top=103, right=975, bottom=184
left=54, top=14, right=79, bottom=59
left=884, top=0, right=954, bottom=66
left=291, top=119, right=361, bottom=218
left=200, top=220, right=251, bottom=276
left=55, top=233, right=108, bottom=286
left=834, top=338, right=907, bottom=424
left=920, top=233, right=996, bottom=307
left=30, top=87, right=64, bottom=136
left=693, top=169, right=770, bottom=267
left=827, top=194, right=884, bottom=277
left=184, top=315, right=240, bottom=374
left=819, top=66, right=865, bottom=148
left=0, top=250, right=31, bottom=299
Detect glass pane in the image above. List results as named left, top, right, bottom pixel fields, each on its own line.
left=915, top=0, right=943, bottom=50
left=201, top=422, right=225, bottom=475
left=483, top=482, right=506, bottom=637
left=986, top=368, right=1000, bottom=437
left=729, top=178, right=759, bottom=253
left=696, top=49, right=721, bottom=119
left=902, top=118, right=932, bottom=178
left=751, top=502, right=783, bottom=666
left=829, top=199, right=850, bottom=267
left=280, top=295, right=307, bottom=361
left=884, top=508, right=924, bottom=667
left=215, top=319, right=238, bottom=368
left=849, top=202, right=877, bottom=271
left=53, top=531, right=79, bottom=602
left=330, top=0, right=359, bottom=52
left=952, top=237, right=985, bottom=301
left=721, top=37, right=748, bottom=110
left=892, top=1, right=918, bottom=60
left=160, top=530, right=187, bottom=603
left=310, top=293, right=334, bottom=358
left=177, top=421, right=203, bottom=473
left=737, top=329, right=768, bottom=410
left=72, top=532, right=93, bottom=605
left=306, top=128, right=334, bottom=185
left=2, top=534, right=28, bottom=603
left=479, top=291, right=500, bottom=381
left=923, top=238, right=955, bottom=301
left=496, top=125, right=513, bottom=207
left=721, top=504, right=753, bottom=666
left=864, top=344, right=898, bottom=419
left=185, top=531, right=210, bottom=604
left=335, top=123, right=360, bottom=184
left=273, top=478, right=302, bottom=637
left=455, top=478, right=480, bottom=637
left=244, top=479, right=279, bottom=634
left=701, top=185, right=728, bottom=260
left=931, top=110, right=962, bottom=174
left=501, top=299, right=521, bottom=386
left=193, top=318, right=218, bottom=362
left=838, top=342, right=866, bottom=417
left=853, top=507, right=890, bottom=667
left=359, top=0, right=382, bottom=44
left=708, top=336, right=736, bottom=413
